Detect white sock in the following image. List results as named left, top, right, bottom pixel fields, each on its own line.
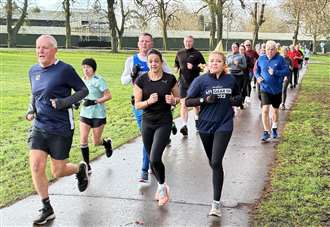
left=158, top=183, right=165, bottom=190
left=272, top=122, right=278, bottom=129
left=213, top=200, right=220, bottom=205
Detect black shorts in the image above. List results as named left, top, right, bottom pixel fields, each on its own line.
left=304, top=57, right=309, bottom=61
left=80, top=116, right=106, bottom=128
left=260, top=91, right=282, bottom=108
left=28, top=127, right=73, bottom=160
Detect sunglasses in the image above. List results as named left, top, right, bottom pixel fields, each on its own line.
left=245, top=44, right=251, bottom=46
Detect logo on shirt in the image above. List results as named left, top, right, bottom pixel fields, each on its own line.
left=35, top=74, right=41, bottom=80
left=206, top=88, right=232, bottom=98
left=161, top=79, right=168, bottom=84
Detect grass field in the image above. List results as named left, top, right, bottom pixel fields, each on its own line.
left=0, top=49, right=178, bottom=207
left=252, top=55, right=330, bottom=226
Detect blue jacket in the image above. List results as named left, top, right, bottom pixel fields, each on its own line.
left=255, top=53, right=289, bottom=94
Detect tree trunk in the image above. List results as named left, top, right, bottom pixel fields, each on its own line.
left=209, top=2, right=216, bottom=50
left=252, top=3, right=265, bottom=49
left=63, top=0, right=71, bottom=48
left=312, top=34, right=317, bottom=54
left=6, top=0, right=28, bottom=48
left=292, top=10, right=300, bottom=46
left=216, top=0, right=223, bottom=48
left=162, top=23, right=168, bottom=50
left=252, top=2, right=258, bottom=48
left=107, top=0, right=118, bottom=53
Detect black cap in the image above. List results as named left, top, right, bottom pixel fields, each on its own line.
left=82, top=58, right=97, bottom=72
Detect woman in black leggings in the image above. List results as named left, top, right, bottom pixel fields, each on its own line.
left=186, top=51, right=242, bottom=217
left=134, top=49, right=179, bottom=206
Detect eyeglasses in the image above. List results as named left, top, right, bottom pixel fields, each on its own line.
left=245, top=44, right=251, bottom=46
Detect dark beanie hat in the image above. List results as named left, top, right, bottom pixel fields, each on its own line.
left=82, top=58, right=97, bottom=72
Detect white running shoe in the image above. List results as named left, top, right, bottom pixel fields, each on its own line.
left=208, top=201, right=221, bottom=217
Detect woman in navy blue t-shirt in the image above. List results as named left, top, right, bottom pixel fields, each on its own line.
left=186, top=51, right=242, bottom=217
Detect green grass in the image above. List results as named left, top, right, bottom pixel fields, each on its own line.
left=252, top=55, right=330, bottom=226
left=0, top=49, right=177, bottom=207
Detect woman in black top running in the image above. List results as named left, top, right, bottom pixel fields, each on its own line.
left=134, top=49, right=179, bottom=206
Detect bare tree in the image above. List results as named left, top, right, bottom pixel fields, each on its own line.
left=281, top=0, right=305, bottom=46
left=115, top=0, right=130, bottom=50
left=301, top=0, right=330, bottom=53
left=107, top=0, right=118, bottom=52
left=62, top=0, right=71, bottom=48
left=250, top=1, right=265, bottom=48
left=6, top=0, right=28, bottom=47
left=135, top=0, right=181, bottom=50
left=201, top=0, right=245, bottom=50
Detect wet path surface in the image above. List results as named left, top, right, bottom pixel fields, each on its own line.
left=1, top=79, right=302, bottom=227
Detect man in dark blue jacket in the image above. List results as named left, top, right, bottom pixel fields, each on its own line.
left=255, top=40, right=289, bottom=142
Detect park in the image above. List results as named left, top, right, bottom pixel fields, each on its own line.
left=0, top=0, right=330, bottom=226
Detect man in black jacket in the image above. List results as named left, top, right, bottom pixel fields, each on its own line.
left=174, top=35, right=205, bottom=136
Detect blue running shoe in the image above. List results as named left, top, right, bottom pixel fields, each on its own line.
left=261, top=131, right=271, bottom=143
left=272, top=128, right=278, bottom=139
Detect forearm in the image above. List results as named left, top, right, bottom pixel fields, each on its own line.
left=135, top=99, right=150, bottom=110
left=56, top=87, right=89, bottom=110
left=185, top=97, right=202, bottom=107
left=26, top=94, right=36, bottom=119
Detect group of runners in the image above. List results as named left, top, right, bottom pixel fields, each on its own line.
left=26, top=33, right=306, bottom=225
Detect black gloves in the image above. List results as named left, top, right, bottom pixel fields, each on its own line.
left=83, top=99, right=97, bottom=106
left=205, top=94, right=219, bottom=103
left=72, top=102, right=81, bottom=109
left=131, top=64, right=140, bottom=82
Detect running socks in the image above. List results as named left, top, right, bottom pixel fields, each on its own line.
left=272, top=122, right=278, bottom=129
left=42, top=197, right=51, bottom=208
left=80, top=144, right=89, bottom=166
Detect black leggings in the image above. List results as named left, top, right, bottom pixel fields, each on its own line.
left=282, top=79, right=289, bottom=105
left=292, top=68, right=299, bottom=86
left=199, top=131, right=232, bottom=201
left=141, top=121, right=172, bottom=184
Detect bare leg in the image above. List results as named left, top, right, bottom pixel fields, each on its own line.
left=30, top=150, right=49, bottom=199
left=261, top=105, right=271, bottom=132
left=92, top=124, right=105, bottom=146
left=50, top=159, right=78, bottom=178
left=180, top=98, right=188, bottom=125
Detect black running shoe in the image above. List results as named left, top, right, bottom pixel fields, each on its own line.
left=33, top=206, right=55, bottom=225
left=171, top=122, right=177, bottom=135
left=180, top=125, right=188, bottom=136
left=76, top=161, right=89, bottom=192
left=104, top=139, right=113, bottom=158
left=87, top=164, right=92, bottom=175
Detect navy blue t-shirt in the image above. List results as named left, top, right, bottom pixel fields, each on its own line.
left=187, top=73, right=240, bottom=133
left=29, top=60, right=86, bottom=136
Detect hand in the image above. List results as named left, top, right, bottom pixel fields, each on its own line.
left=234, top=60, right=239, bottom=65
left=187, top=63, right=193, bottom=70
left=73, top=102, right=81, bottom=109
left=165, top=94, right=176, bottom=105
left=268, top=67, right=274, bottom=75
left=205, top=94, right=218, bottom=103
left=131, top=64, right=140, bottom=81
left=50, top=99, right=57, bottom=108
left=284, top=76, right=288, bottom=82
left=148, top=93, right=158, bottom=105
left=83, top=99, right=97, bottom=107
left=26, top=113, right=35, bottom=121
left=257, top=77, right=264, bottom=84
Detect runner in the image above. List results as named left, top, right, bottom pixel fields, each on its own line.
left=174, top=35, right=206, bottom=135
left=26, top=35, right=89, bottom=225
left=134, top=49, right=179, bottom=206
left=280, top=47, right=293, bottom=110
left=185, top=51, right=242, bottom=217
left=255, top=40, right=289, bottom=142
left=78, top=58, right=113, bottom=174
left=121, top=33, right=172, bottom=182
